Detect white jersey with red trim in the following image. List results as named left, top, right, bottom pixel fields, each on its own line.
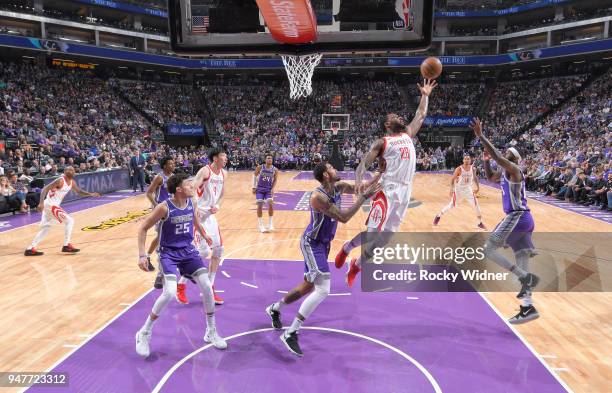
left=196, top=165, right=224, bottom=213
left=456, top=165, right=474, bottom=190
left=45, top=176, right=72, bottom=206
left=380, top=133, right=416, bottom=186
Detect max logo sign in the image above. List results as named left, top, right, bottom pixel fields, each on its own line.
left=82, top=209, right=149, bottom=231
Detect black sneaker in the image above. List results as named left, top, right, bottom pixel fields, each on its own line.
left=508, top=305, right=540, bottom=324
left=61, top=244, right=80, bottom=253
left=24, top=248, right=44, bottom=256
left=153, top=271, right=163, bottom=289
left=517, top=273, right=539, bottom=299
left=266, top=304, right=282, bottom=330
left=280, top=331, right=303, bottom=357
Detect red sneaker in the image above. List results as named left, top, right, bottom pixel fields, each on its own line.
left=335, top=246, right=348, bottom=269
left=24, top=248, right=44, bottom=256
left=433, top=215, right=441, bottom=226
left=346, top=258, right=361, bottom=288
left=213, top=286, right=224, bottom=305
left=478, top=222, right=487, bottom=230
left=61, top=244, right=80, bottom=253
left=176, top=283, right=189, bottom=304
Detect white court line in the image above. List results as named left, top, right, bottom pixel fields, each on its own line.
left=62, top=344, right=79, bottom=348
left=329, top=293, right=351, bottom=296
left=552, top=368, right=570, bottom=372
left=221, top=271, right=231, bottom=278
left=240, top=282, right=258, bottom=289
left=20, top=289, right=155, bottom=393
left=1, top=191, right=144, bottom=233
left=478, top=293, right=574, bottom=392
left=540, top=355, right=558, bottom=359
left=220, top=238, right=303, bottom=266
left=215, top=290, right=225, bottom=293
left=277, top=290, right=288, bottom=294
left=76, top=334, right=91, bottom=338
left=406, top=296, right=420, bottom=300
left=119, top=303, right=132, bottom=306
left=150, top=327, right=442, bottom=393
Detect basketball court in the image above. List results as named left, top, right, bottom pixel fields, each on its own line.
left=2, top=172, right=610, bottom=392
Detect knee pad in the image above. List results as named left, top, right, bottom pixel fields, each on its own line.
left=162, top=276, right=178, bottom=299
left=314, top=277, right=331, bottom=297
left=212, top=245, right=224, bottom=258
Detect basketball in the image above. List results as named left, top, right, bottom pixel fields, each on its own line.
left=420, top=57, right=443, bottom=79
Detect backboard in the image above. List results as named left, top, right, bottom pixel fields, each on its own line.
left=168, top=0, right=433, bottom=56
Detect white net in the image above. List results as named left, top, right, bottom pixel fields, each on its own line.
left=281, top=53, right=322, bottom=100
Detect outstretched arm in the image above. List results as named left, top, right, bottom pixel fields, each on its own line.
left=311, top=181, right=381, bottom=224
left=356, top=138, right=384, bottom=194
left=471, top=118, right=519, bottom=182
left=72, top=182, right=100, bottom=198
left=405, top=79, right=437, bottom=138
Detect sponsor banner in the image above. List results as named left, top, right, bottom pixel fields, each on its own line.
left=423, top=116, right=472, bottom=127
left=72, top=0, right=167, bottom=18
left=255, top=0, right=318, bottom=44
left=166, top=124, right=205, bottom=136
left=2, top=35, right=612, bottom=69
left=360, top=232, right=612, bottom=292
left=42, top=169, right=130, bottom=203
left=435, top=0, right=568, bottom=18
left=82, top=209, right=149, bottom=231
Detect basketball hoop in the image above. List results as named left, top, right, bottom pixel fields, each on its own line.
left=281, top=53, right=322, bottom=100
left=331, top=126, right=339, bottom=136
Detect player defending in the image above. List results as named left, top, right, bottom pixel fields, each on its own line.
left=253, top=154, right=278, bottom=233
left=472, top=118, right=540, bottom=324
left=24, top=166, right=100, bottom=256
left=145, top=156, right=175, bottom=289
left=176, top=148, right=226, bottom=305
left=135, top=173, right=226, bottom=357
left=335, top=79, right=437, bottom=287
left=265, top=162, right=380, bottom=356
left=433, top=154, right=485, bottom=229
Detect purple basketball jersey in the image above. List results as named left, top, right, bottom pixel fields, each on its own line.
left=155, top=173, right=171, bottom=204
left=256, top=165, right=276, bottom=192
left=500, top=171, right=529, bottom=214
left=303, top=186, right=341, bottom=244
left=158, top=199, right=195, bottom=249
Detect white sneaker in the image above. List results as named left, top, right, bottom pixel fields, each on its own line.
left=268, top=224, right=275, bottom=231
left=135, top=330, right=151, bottom=358
left=204, top=328, right=228, bottom=350
left=259, top=225, right=268, bottom=233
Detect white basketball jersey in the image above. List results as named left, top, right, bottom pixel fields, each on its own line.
left=456, top=165, right=474, bottom=189
left=381, top=133, right=416, bottom=185
left=45, top=176, right=72, bottom=206
left=197, top=165, right=224, bottom=212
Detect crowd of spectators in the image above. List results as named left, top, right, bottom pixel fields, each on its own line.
left=1, top=61, right=610, bottom=215
left=510, top=68, right=612, bottom=210
left=117, top=80, right=201, bottom=127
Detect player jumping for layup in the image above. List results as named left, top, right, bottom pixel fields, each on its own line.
left=433, top=154, right=485, bottom=229
left=472, top=118, right=540, bottom=324
left=145, top=156, right=175, bottom=289
left=135, top=173, right=226, bottom=357
left=335, top=79, right=437, bottom=287
left=253, top=153, right=278, bottom=233
left=25, top=166, right=100, bottom=256
left=265, top=162, right=380, bottom=356
left=177, top=148, right=226, bottom=305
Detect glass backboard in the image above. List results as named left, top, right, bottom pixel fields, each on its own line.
left=169, top=0, right=433, bottom=56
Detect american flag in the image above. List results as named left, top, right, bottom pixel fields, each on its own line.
left=192, top=15, right=209, bottom=33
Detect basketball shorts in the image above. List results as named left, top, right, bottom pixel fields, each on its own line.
left=300, top=236, right=331, bottom=283
left=366, top=182, right=412, bottom=232
left=40, top=202, right=69, bottom=227
left=488, top=210, right=536, bottom=254
left=194, top=212, right=223, bottom=257
left=256, top=190, right=273, bottom=202
left=159, top=245, right=207, bottom=279
left=453, top=187, right=479, bottom=207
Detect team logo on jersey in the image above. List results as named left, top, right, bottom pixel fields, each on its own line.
left=81, top=209, right=149, bottom=231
